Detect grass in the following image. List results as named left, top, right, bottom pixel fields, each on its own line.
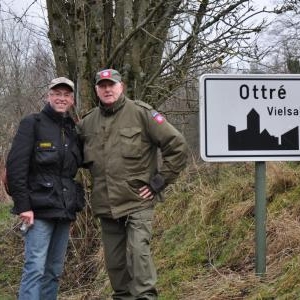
left=2, top=161, right=300, bottom=299
left=0, top=201, right=21, bottom=299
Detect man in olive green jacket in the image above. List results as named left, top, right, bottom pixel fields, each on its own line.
left=78, top=69, right=188, bottom=300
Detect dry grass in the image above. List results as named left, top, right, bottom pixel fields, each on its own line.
left=267, top=212, right=300, bottom=265
left=153, top=162, right=300, bottom=299
left=3, top=161, right=300, bottom=299
left=267, top=162, right=300, bottom=200
left=181, top=269, right=260, bottom=300
left=59, top=169, right=111, bottom=298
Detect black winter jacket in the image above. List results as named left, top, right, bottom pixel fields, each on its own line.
left=6, top=103, right=84, bottom=221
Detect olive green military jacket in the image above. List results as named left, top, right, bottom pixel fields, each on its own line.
left=77, top=95, right=188, bottom=219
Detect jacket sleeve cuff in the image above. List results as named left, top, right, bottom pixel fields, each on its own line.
left=149, top=173, right=166, bottom=193
left=12, top=197, right=31, bottom=215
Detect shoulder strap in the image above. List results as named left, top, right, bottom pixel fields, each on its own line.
left=134, top=100, right=153, bottom=110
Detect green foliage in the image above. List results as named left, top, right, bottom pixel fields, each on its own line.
left=0, top=202, right=21, bottom=299
left=0, top=202, right=13, bottom=224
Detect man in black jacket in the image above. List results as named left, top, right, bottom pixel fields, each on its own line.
left=6, top=77, right=84, bottom=300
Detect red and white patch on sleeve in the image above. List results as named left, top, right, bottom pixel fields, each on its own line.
left=151, top=111, right=165, bottom=124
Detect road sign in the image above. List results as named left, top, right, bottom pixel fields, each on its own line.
left=200, top=74, right=300, bottom=162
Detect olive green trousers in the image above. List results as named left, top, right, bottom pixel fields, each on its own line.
left=100, top=207, right=158, bottom=300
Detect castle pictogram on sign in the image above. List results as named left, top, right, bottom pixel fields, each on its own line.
left=228, top=109, right=299, bottom=151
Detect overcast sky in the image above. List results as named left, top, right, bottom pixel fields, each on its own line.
left=1, top=0, right=280, bottom=45
left=2, top=0, right=47, bottom=26
left=5, top=0, right=276, bottom=24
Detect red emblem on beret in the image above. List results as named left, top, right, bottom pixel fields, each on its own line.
left=100, top=70, right=111, bottom=79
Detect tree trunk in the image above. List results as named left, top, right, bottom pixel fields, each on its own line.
left=46, top=0, right=267, bottom=114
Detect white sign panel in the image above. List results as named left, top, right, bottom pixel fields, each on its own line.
left=200, top=74, right=300, bottom=162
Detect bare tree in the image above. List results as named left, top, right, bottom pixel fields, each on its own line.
left=0, top=15, right=54, bottom=156
left=44, top=0, right=275, bottom=113
left=250, top=0, right=300, bottom=74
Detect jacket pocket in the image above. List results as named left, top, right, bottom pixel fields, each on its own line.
left=35, top=142, right=60, bottom=165
left=29, top=180, right=60, bottom=209
left=120, top=127, right=142, bottom=158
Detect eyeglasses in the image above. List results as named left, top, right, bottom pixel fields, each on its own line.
left=49, top=92, right=73, bottom=98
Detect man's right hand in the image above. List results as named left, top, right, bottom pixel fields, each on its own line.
left=19, top=210, right=34, bottom=225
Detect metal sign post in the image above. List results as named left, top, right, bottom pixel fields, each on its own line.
left=255, top=161, right=266, bottom=276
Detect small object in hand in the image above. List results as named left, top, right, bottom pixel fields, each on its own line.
left=20, top=222, right=30, bottom=234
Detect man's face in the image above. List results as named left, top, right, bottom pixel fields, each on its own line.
left=47, top=85, right=74, bottom=113
left=96, top=80, right=124, bottom=106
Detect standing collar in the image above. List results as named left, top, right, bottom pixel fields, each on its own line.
left=41, top=103, right=73, bottom=125
left=99, top=94, right=126, bottom=115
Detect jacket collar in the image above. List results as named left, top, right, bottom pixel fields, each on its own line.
left=99, top=94, right=126, bottom=116
left=42, top=103, right=73, bottom=126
